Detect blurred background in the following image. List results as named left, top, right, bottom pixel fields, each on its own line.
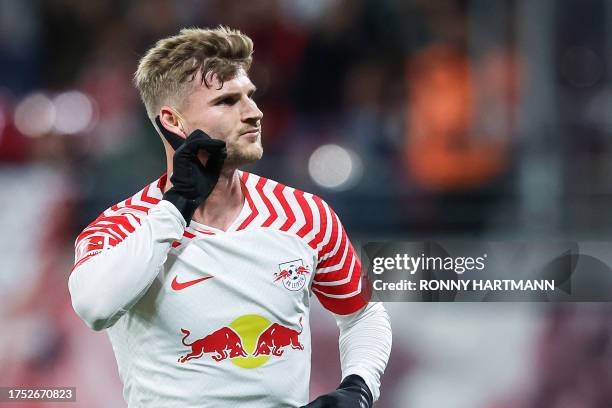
left=1, top=0, right=612, bottom=407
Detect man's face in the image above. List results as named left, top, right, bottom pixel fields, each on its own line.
left=179, top=68, right=263, bottom=167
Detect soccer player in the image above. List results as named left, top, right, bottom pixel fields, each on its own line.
left=68, top=26, right=391, bottom=407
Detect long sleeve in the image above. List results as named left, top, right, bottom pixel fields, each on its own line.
left=68, top=200, right=185, bottom=331
left=312, top=199, right=369, bottom=315
left=334, top=302, right=392, bottom=402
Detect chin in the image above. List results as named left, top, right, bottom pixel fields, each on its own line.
left=226, top=144, right=263, bottom=167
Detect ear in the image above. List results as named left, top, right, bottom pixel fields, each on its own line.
left=159, top=106, right=186, bottom=137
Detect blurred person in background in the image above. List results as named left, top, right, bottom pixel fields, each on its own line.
left=403, top=0, right=519, bottom=233
left=67, top=26, right=391, bottom=407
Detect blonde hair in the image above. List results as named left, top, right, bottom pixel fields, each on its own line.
left=134, top=26, right=253, bottom=119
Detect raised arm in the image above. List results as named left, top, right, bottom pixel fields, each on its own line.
left=69, top=125, right=226, bottom=331
left=69, top=201, right=185, bottom=331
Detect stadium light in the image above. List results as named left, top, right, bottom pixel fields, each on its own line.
left=308, top=143, right=363, bottom=190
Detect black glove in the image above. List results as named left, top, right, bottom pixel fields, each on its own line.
left=300, top=375, right=373, bottom=408
left=156, top=116, right=226, bottom=225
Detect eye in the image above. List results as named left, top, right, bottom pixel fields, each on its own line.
left=217, top=97, right=238, bottom=106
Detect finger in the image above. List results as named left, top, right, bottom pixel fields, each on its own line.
left=201, top=139, right=227, bottom=153
left=184, top=129, right=212, bottom=143
left=184, top=130, right=225, bottom=147
left=184, top=129, right=226, bottom=150
left=204, top=147, right=226, bottom=173
left=182, top=136, right=226, bottom=156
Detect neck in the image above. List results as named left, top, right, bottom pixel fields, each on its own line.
left=192, top=168, right=244, bottom=230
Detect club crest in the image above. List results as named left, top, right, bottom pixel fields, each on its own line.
left=274, top=259, right=311, bottom=291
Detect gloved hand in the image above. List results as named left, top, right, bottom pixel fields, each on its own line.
left=300, top=375, right=373, bottom=408
left=156, top=117, right=226, bottom=225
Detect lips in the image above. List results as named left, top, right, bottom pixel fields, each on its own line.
left=240, top=129, right=260, bottom=140
left=240, top=129, right=260, bottom=137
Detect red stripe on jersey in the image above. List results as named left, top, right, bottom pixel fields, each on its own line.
left=101, top=215, right=139, bottom=232
left=315, top=292, right=369, bottom=315
left=295, top=190, right=313, bottom=238
left=257, top=178, right=278, bottom=227
left=318, top=210, right=340, bottom=261
left=318, top=230, right=347, bottom=269
left=237, top=173, right=259, bottom=230
left=308, top=196, right=327, bottom=250
left=315, top=258, right=371, bottom=315
left=76, top=224, right=126, bottom=245
left=122, top=197, right=151, bottom=212
left=276, top=184, right=296, bottom=232
left=75, top=229, right=100, bottom=244
left=193, top=227, right=216, bottom=235
left=140, top=184, right=161, bottom=204
left=171, top=228, right=209, bottom=248
left=85, top=221, right=133, bottom=239
left=123, top=204, right=150, bottom=213
left=315, top=245, right=354, bottom=283
left=314, top=270, right=350, bottom=284
left=86, top=231, right=124, bottom=249
left=312, top=279, right=360, bottom=296
left=111, top=199, right=129, bottom=212
left=90, top=224, right=128, bottom=241
left=157, top=174, right=168, bottom=190
left=313, top=257, right=360, bottom=293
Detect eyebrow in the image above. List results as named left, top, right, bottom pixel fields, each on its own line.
left=209, top=86, right=257, bottom=105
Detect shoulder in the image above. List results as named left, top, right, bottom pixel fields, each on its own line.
left=239, top=171, right=341, bottom=251
left=72, top=175, right=166, bottom=270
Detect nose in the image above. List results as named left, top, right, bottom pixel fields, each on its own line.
left=242, top=98, right=263, bottom=124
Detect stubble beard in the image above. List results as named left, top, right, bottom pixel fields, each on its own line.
left=223, top=138, right=263, bottom=168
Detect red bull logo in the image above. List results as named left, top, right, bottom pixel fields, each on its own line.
left=179, top=327, right=248, bottom=363
left=274, top=259, right=311, bottom=291
left=253, top=317, right=304, bottom=357
left=178, top=315, right=304, bottom=369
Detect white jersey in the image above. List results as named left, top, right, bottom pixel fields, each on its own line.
left=70, top=171, right=369, bottom=407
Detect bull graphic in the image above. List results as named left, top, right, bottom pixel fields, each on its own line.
left=274, top=265, right=311, bottom=282
left=253, top=317, right=304, bottom=357
left=178, top=326, right=248, bottom=363
left=274, top=269, right=291, bottom=282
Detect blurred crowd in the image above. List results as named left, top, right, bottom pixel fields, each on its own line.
left=0, top=0, right=526, bottom=235
left=1, top=0, right=612, bottom=407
